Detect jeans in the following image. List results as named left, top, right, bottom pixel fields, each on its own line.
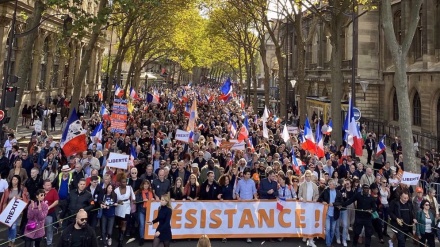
left=8, top=221, right=17, bottom=242
left=325, top=215, right=337, bottom=246
left=381, top=205, right=388, bottom=234
left=396, top=230, right=409, bottom=247
left=139, top=211, right=146, bottom=239
left=335, top=210, right=348, bottom=242
left=44, top=214, right=55, bottom=245
left=101, top=215, right=115, bottom=240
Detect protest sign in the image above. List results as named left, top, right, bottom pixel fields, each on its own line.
left=106, top=152, right=130, bottom=170
left=230, top=142, right=246, bottom=151
left=175, top=129, right=190, bottom=143
left=400, top=171, right=421, bottom=186
left=145, top=201, right=327, bottom=239
left=0, top=198, right=27, bottom=227
left=34, top=120, right=42, bottom=133
left=110, top=98, right=128, bottom=133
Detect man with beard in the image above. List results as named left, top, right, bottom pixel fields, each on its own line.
left=57, top=209, right=98, bottom=247
left=200, top=159, right=220, bottom=183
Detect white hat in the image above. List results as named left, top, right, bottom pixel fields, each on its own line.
left=61, top=165, right=71, bottom=172
left=191, top=163, right=198, bottom=168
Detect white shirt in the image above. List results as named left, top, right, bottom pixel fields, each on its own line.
left=0, top=179, right=8, bottom=193
left=114, top=186, right=135, bottom=217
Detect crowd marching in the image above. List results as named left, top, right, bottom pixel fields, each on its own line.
left=0, top=79, right=439, bottom=247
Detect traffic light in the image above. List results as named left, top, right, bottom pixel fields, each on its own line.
left=5, top=86, right=18, bottom=108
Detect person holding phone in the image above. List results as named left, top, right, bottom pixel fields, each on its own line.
left=146, top=195, right=172, bottom=247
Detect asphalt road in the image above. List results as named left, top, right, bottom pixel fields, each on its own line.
left=0, top=224, right=398, bottom=247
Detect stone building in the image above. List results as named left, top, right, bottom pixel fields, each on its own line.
left=279, top=0, right=440, bottom=153
left=0, top=0, right=105, bottom=106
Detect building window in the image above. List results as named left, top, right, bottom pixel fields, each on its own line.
left=51, top=47, right=60, bottom=88
left=413, top=7, right=423, bottom=59
left=393, top=10, right=402, bottom=44
left=413, top=91, right=421, bottom=126
left=393, top=91, right=399, bottom=121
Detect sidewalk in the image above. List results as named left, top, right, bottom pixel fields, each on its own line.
left=15, top=117, right=64, bottom=147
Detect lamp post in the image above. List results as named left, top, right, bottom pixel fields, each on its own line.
left=104, top=24, right=113, bottom=102
left=285, top=17, right=290, bottom=122
left=290, top=79, right=297, bottom=126
left=351, top=0, right=358, bottom=107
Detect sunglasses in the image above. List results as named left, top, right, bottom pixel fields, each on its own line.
left=79, top=218, right=88, bottom=222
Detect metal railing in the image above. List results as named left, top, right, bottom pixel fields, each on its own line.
left=361, top=117, right=440, bottom=157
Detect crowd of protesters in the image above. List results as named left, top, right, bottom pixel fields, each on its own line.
left=0, top=82, right=439, bottom=247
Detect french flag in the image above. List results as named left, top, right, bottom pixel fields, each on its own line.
left=324, top=119, right=333, bottom=135
left=273, top=116, right=280, bottom=124
left=100, top=104, right=110, bottom=121
left=301, top=117, right=316, bottom=153
left=315, top=121, right=325, bottom=158
left=237, top=117, right=249, bottom=142
left=90, top=122, right=103, bottom=142
left=167, top=101, right=176, bottom=113
left=276, top=198, right=286, bottom=211
left=205, top=94, right=214, bottom=103
left=146, top=93, right=160, bottom=104
left=130, top=145, right=137, bottom=159
left=60, top=108, right=87, bottom=157
left=220, top=77, right=232, bottom=95
left=229, top=120, right=237, bottom=138
left=239, top=96, right=245, bottom=109
left=376, top=135, right=386, bottom=157
left=187, top=100, right=198, bottom=132
left=182, top=91, right=188, bottom=102
left=129, top=87, right=139, bottom=100
left=184, top=103, right=190, bottom=117
left=114, top=84, right=124, bottom=98
left=346, top=96, right=364, bottom=156
left=291, top=148, right=301, bottom=174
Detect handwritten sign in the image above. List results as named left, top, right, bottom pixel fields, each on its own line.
left=0, top=198, right=27, bottom=227
left=106, top=152, right=130, bottom=170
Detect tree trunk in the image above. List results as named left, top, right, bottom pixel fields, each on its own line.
left=259, top=36, right=270, bottom=107
left=330, top=23, right=344, bottom=146
left=297, top=46, right=307, bottom=125
left=381, top=0, right=422, bottom=173
left=275, top=47, right=285, bottom=119
left=8, top=0, right=45, bottom=129
left=69, top=0, right=108, bottom=116
left=251, top=56, right=258, bottom=113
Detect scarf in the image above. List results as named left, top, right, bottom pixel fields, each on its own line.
left=142, top=189, right=153, bottom=208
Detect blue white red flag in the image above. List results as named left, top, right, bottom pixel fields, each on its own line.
left=376, top=135, right=386, bottom=157
left=90, top=122, right=103, bottom=142
left=60, top=108, right=87, bottom=157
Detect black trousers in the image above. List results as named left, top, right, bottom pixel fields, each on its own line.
left=419, top=232, right=435, bottom=247
left=353, top=218, right=373, bottom=247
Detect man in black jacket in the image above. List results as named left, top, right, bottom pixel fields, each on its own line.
left=388, top=192, right=417, bottom=247
left=342, top=184, right=376, bottom=247
left=61, top=178, right=93, bottom=229
left=318, top=179, right=343, bottom=247
left=57, top=209, right=98, bottom=247
left=86, top=176, right=103, bottom=228
left=199, top=171, right=221, bottom=200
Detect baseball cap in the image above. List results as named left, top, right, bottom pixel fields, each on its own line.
left=415, top=187, right=423, bottom=193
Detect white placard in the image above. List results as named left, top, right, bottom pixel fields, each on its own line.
left=231, top=142, right=246, bottom=151
left=0, top=198, right=27, bottom=227
left=106, top=152, right=130, bottom=170
left=34, top=120, right=42, bottom=133
left=175, top=129, right=190, bottom=143
left=400, top=171, right=421, bottom=186
left=287, top=126, right=298, bottom=134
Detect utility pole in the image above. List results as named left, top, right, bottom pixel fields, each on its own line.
left=285, top=17, right=290, bottom=123
left=351, top=0, right=358, bottom=107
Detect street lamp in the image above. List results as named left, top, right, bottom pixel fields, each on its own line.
left=359, top=80, right=369, bottom=101
left=290, top=79, right=297, bottom=125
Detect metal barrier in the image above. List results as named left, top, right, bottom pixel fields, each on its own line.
left=430, top=182, right=440, bottom=205
left=361, top=117, right=440, bottom=157
left=419, top=180, right=430, bottom=193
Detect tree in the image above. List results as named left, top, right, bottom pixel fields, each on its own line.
left=7, top=0, right=46, bottom=129
left=69, top=0, right=110, bottom=116
left=381, top=0, right=422, bottom=173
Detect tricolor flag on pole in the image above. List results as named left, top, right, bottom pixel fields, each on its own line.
left=129, top=87, right=139, bottom=100
left=315, top=121, right=325, bottom=158
left=114, top=84, right=124, bottom=98
left=276, top=198, right=286, bottom=211
left=376, top=135, right=386, bottom=157
left=146, top=93, right=160, bottom=104
left=60, top=109, right=87, bottom=157
left=100, top=104, right=110, bottom=121
left=301, top=117, right=316, bottom=153
left=345, top=96, right=364, bottom=156
left=167, top=101, right=176, bottom=113
left=90, top=122, right=103, bottom=142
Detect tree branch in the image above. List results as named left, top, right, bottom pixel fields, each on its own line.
left=401, top=0, right=423, bottom=55
left=380, top=0, right=400, bottom=58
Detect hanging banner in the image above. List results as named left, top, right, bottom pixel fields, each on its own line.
left=110, top=98, right=128, bottom=133
left=144, top=200, right=327, bottom=239
left=400, top=171, right=421, bottom=186
left=106, top=152, right=130, bottom=170
left=175, top=129, right=190, bottom=143
left=0, top=198, right=27, bottom=227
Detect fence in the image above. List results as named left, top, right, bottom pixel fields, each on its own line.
left=361, top=118, right=440, bottom=157
left=419, top=180, right=440, bottom=204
